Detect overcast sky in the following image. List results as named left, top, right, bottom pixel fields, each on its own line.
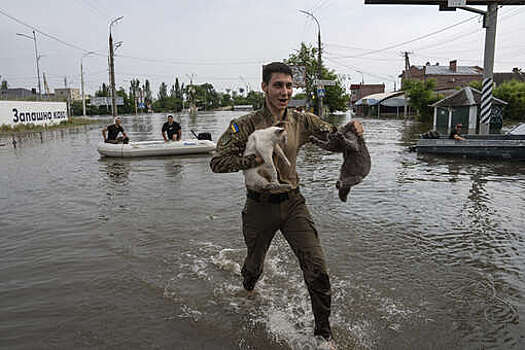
left=1, top=0, right=524, bottom=96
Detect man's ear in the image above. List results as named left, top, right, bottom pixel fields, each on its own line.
left=261, top=81, right=267, bottom=94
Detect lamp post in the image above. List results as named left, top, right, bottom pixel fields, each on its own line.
left=299, top=10, right=323, bottom=118
left=81, top=51, right=95, bottom=117
left=109, top=16, right=124, bottom=117
left=16, top=31, right=42, bottom=99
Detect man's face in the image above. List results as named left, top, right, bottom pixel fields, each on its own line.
left=262, top=72, right=293, bottom=113
left=115, top=118, right=121, bottom=126
left=168, top=116, right=173, bottom=124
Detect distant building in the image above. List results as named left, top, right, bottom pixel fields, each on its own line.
left=494, top=67, right=525, bottom=86
left=400, top=60, right=483, bottom=95
left=354, top=91, right=407, bottom=118
left=350, top=83, right=385, bottom=105
left=54, top=88, right=81, bottom=101
left=0, top=88, right=36, bottom=99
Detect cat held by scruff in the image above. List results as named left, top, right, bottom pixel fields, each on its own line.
left=310, top=120, right=371, bottom=202
left=243, top=125, right=292, bottom=192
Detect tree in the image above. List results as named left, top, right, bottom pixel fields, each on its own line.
left=143, top=80, right=152, bottom=108
left=129, top=79, right=140, bottom=114
left=493, top=80, right=525, bottom=121
left=470, top=79, right=525, bottom=122
left=95, top=83, right=110, bottom=97
left=286, top=42, right=349, bottom=113
left=1, top=80, right=8, bottom=90
left=402, top=78, right=443, bottom=122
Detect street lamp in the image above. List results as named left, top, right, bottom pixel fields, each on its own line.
left=16, top=31, right=42, bottom=99
left=109, top=16, right=124, bottom=117
left=299, top=9, right=323, bottom=118
left=81, top=51, right=95, bottom=117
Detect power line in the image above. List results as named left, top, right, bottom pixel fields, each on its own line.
left=328, top=15, right=479, bottom=59
left=0, top=7, right=101, bottom=55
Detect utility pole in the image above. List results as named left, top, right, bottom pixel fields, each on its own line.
left=403, top=51, right=412, bottom=79
left=479, top=4, right=498, bottom=135
left=64, top=76, right=71, bottom=120
left=16, top=31, right=42, bottom=100
left=33, top=31, right=42, bottom=99
left=81, top=52, right=94, bottom=117
left=109, top=16, right=123, bottom=118
left=299, top=10, right=323, bottom=118
left=109, top=32, right=117, bottom=118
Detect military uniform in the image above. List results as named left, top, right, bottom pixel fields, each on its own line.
left=210, top=104, right=335, bottom=339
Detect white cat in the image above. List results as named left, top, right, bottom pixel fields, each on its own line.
left=243, top=126, right=292, bottom=192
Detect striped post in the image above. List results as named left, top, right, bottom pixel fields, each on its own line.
left=479, top=4, right=498, bottom=134
left=480, top=77, right=493, bottom=125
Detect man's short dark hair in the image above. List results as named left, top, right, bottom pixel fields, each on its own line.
left=168, top=115, right=173, bottom=119
left=263, top=62, right=293, bottom=84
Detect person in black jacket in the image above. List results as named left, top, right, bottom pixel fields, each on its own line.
left=449, top=123, right=465, bottom=141
left=162, top=115, right=182, bottom=141
left=102, top=117, right=129, bottom=144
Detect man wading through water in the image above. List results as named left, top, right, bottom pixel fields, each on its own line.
left=210, top=62, right=364, bottom=349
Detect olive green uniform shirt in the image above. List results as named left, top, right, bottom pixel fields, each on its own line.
left=210, top=104, right=335, bottom=192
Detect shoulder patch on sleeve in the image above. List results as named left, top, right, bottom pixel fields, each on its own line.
left=231, top=122, right=240, bottom=133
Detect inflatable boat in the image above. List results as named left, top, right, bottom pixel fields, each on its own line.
left=97, top=139, right=216, bottom=158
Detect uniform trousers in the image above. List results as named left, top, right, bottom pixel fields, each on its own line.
left=241, top=189, right=332, bottom=339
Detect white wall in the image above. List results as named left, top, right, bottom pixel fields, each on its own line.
left=0, top=101, right=68, bottom=127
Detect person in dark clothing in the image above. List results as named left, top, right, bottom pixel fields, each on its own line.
left=162, top=115, right=182, bottom=141
left=210, top=62, right=353, bottom=350
left=449, top=123, right=465, bottom=141
left=102, top=117, right=129, bottom=144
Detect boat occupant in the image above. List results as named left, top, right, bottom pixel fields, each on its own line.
left=449, top=123, right=465, bottom=141
left=102, top=116, right=129, bottom=144
left=162, top=115, right=182, bottom=141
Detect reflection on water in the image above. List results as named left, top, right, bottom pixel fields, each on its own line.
left=1, top=112, right=524, bottom=350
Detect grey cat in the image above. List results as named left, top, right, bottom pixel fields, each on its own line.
left=310, top=120, right=371, bottom=202
left=243, top=125, right=292, bottom=192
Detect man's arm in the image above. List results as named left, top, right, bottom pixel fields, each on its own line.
left=210, top=119, right=260, bottom=173
left=177, top=129, right=182, bottom=141
left=102, top=127, right=107, bottom=142
left=454, top=134, right=465, bottom=141
left=119, top=126, right=127, bottom=138
left=300, top=112, right=337, bottom=145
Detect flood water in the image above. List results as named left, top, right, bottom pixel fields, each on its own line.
left=1, top=111, right=524, bottom=350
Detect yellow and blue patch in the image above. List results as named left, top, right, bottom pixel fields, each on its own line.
left=231, top=122, right=240, bottom=133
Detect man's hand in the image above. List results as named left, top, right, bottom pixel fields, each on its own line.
left=352, top=120, right=364, bottom=137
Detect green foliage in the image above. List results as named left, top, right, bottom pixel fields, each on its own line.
left=469, top=79, right=525, bottom=121
left=1, top=80, right=8, bottom=90
left=493, top=80, right=525, bottom=121
left=402, top=79, right=443, bottom=122
left=95, top=83, right=110, bottom=97
left=285, top=42, right=349, bottom=113
left=468, top=80, right=482, bottom=91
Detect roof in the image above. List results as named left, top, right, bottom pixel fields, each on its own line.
left=431, top=86, right=507, bottom=107
left=419, top=65, right=483, bottom=76
left=355, top=91, right=406, bottom=106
